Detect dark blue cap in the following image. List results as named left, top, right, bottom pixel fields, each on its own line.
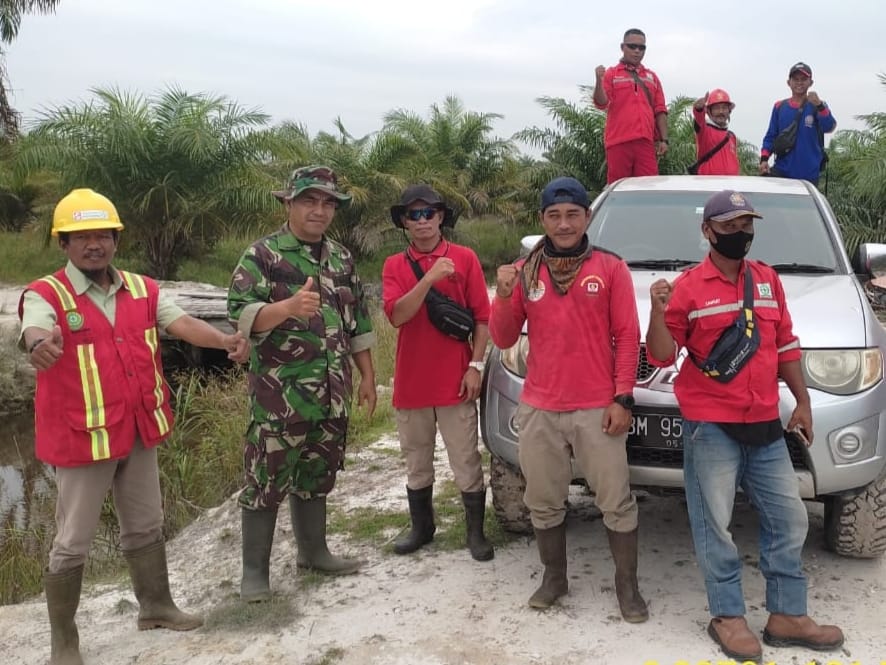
left=540, top=177, right=590, bottom=211
left=703, top=190, right=763, bottom=222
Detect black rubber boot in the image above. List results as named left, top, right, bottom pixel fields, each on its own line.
left=124, top=541, right=203, bottom=631
left=606, top=527, right=649, bottom=623
left=45, top=565, right=84, bottom=665
left=393, top=485, right=436, bottom=555
left=240, top=508, right=277, bottom=602
left=290, top=494, right=362, bottom=575
left=528, top=522, right=568, bottom=609
left=462, top=490, right=494, bottom=561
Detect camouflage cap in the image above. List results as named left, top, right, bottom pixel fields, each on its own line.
left=272, top=165, right=352, bottom=207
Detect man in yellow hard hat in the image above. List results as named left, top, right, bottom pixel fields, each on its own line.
left=18, top=188, right=249, bottom=665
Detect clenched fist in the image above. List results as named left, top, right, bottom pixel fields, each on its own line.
left=595, top=65, right=606, bottom=79
left=649, top=278, right=673, bottom=314
left=807, top=91, right=822, bottom=107
left=424, top=257, right=456, bottom=284
left=496, top=264, right=521, bottom=299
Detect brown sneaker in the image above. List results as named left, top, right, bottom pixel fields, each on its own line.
left=707, top=616, right=763, bottom=663
left=763, top=613, right=844, bottom=651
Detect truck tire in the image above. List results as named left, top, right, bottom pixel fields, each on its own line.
left=489, top=454, right=532, bottom=534
left=823, top=471, right=886, bottom=558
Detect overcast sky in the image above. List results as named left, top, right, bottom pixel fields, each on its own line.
left=7, top=0, right=884, bottom=160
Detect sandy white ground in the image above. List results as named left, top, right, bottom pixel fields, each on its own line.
left=1, top=432, right=884, bottom=665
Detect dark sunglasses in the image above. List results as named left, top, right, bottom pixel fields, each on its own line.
left=622, top=42, right=646, bottom=51
left=405, top=207, right=440, bottom=221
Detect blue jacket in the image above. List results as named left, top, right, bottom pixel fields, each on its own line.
left=761, top=99, right=836, bottom=182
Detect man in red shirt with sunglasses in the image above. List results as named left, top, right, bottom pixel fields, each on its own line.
left=594, top=28, right=669, bottom=183
left=382, top=184, right=494, bottom=563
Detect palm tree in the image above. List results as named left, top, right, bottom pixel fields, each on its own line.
left=825, top=75, right=886, bottom=253
left=16, top=86, right=279, bottom=278
left=1, top=0, right=61, bottom=137
left=307, top=118, right=418, bottom=257
left=383, top=96, right=521, bottom=222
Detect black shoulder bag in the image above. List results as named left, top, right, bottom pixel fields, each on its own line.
left=692, top=265, right=760, bottom=383
left=772, top=100, right=805, bottom=158
left=407, top=255, right=474, bottom=342
left=687, top=131, right=733, bottom=175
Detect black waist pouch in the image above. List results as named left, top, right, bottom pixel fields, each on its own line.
left=693, top=266, right=760, bottom=383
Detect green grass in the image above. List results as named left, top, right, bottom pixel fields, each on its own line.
left=176, top=234, right=256, bottom=288
left=305, top=648, right=346, bottom=665
left=203, top=594, right=299, bottom=632
left=327, top=478, right=513, bottom=555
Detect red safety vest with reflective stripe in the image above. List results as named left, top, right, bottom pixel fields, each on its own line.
left=20, top=269, right=174, bottom=467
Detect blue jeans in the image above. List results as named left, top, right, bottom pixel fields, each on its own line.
left=683, top=420, right=808, bottom=617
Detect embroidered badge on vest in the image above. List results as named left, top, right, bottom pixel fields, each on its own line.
left=66, top=310, right=85, bottom=331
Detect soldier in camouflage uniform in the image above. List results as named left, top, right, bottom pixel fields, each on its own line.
left=228, top=165, right=377, bottom=602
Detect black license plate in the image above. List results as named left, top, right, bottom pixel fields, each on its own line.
left=628, top=414, right=684, bottom=449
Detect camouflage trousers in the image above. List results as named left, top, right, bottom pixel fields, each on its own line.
left=238, top=418, right=348, bottom=510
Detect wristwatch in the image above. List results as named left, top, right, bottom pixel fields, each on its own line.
left=468, top=361, right=486, bottom=373
left=614, top=394, right=635, bottom=409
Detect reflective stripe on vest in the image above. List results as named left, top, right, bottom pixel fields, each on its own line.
left=120, top=270, right=148, bottom=300
left=41, top=277, right=112, bottom=461
left=40, top=275, right=78, bottom=313
left=143, top=326, right=170, bottom=436
left=688, top=299, right=779, bottom=321
left=76, top=343, right=110, bottom=460
left=122, top=271, right=171, bottom=436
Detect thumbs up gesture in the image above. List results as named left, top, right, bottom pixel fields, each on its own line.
left=28, top=324, right=64, bottom=371
left=285, top=276, right=321, bottom=319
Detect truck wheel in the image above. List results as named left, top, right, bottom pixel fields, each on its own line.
left=489, top=454, right=532, bottom=534
left=823, top=471, right=886, bottom=558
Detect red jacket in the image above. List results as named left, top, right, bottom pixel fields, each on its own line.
left=20, top=269, right=174, bottom=467
left=489, top=248, right=639, bottom=410
left=594, top=61, right=667, bottom=148
left=692, top=107, right=740, bottom=175
left=647, top=256, right=801, bottom=423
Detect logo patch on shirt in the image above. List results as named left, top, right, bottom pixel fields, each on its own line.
left=757, top=283, right=773, bottom=298
left=580, top=274, right=605, bottom=296
left=66, top=311, right=84, bottom=331
left=527, top=281, right=546, bottom=302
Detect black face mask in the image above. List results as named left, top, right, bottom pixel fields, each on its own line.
left=710, top=229, right=754, bottom=260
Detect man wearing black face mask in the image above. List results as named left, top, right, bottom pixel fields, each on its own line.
left=644, top=190, right=843, bottom=662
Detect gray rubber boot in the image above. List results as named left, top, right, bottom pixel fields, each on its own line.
left=528, top=522, right=568, bottom=609
left=462, top=490, right=494, bottom=561
left=240, top=508, right=277, bottom=602
left=124, top=541, right=203, bottom=631
left=393, top=485, right=436, bottom=555
left=290, top=494, right=362, bottom=575
left=45, top=565, right=84, bottom=665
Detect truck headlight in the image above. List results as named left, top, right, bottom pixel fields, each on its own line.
left=500, top=335, right=530, bottom=377
left=802, top=348, right=883, bottom=394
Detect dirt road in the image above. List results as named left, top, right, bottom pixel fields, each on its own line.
left=1, top=434, right=883, bottom=665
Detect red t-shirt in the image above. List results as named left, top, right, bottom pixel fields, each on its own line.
left=594, top=62, right=667, bottom=148
left=489, top=249, right=640, bottom=411
left=692, top=107, right=740, bottom=176
left=382, top=241, right=490, bottom=409
left=647, top=256, right=801, bottom=423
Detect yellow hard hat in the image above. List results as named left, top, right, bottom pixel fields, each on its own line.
left=52, top=188, right=124, bottom=237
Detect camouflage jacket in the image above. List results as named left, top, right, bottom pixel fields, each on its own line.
left=227, top=225, right=375, bottom=425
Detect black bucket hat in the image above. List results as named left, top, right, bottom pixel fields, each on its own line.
left=389, top=184, right=456, bottom=229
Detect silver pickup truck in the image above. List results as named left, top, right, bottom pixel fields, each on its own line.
left=481, top=175, right=886, bottom=558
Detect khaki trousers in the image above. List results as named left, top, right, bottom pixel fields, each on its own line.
left=49, top=438, right=164, bottom=573
left=395, top=402, right=484, bottom=492
left=517, top=404, right=638, bottom=531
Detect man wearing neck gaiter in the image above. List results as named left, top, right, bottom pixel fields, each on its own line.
left=489, top=176, right=646, bottom=621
